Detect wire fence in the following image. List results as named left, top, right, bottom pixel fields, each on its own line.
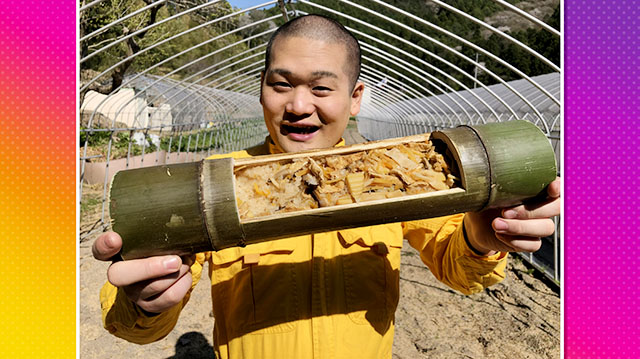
left=79, top=0, right=561, bottom=284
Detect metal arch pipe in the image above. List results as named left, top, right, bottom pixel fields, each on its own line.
left=349, top=27, right=497, bottom=122
left=363, top=0, right=560, bottom=109
left=82, top=16, right=277, bottom=132
left=228, top=84, right=261, bottom=103
left=491, top=0, right=561, bottom=36
left=308, top=1, right=535, bottom=121
left=129, top=46, right=268, bottom=124
left=359, top=66, right=439, bottom=126
left=355, top=73, right=413, bottom=135
left=342, top=1, right=556, bottom=125
left=146, top=80, right=230, bottom=131
left=189, top=61, right=264, bottom=100
left=174, top=65, right=265, bottom=121
left=357, top=72, right=418, bottom=127
left=348, top=73, right=408, bottom=122
left=215, top=68, right=264, bottom=93
left=294, top=6, right=520, bottom=122
left=161, top=82, right=227, bottom=130
left=132, top=55, right=264, bottom=127
left=80, top=0, right=170, bottom=42
left=142, top=44, right=265, bottom=112
left=204, top=87, right=254, bottom=114
left=351, top=93, right=400, bottom=131
left=108, top=29, right=269, bottom=118
left=214, top=80, right=261, bottom=111
left=82, top=0, right=229, bottom=63
left=429, top=0, right=560, bottom=72
left=299, top=7, right=492, bottom=118
left=160, top=63, right=265, bottom=126
left=223, top=79, right=261, bottom=96
left=361, top=66, right=442, bottom=122
left=116, top=49, right=261, bottom=130
left=81, top=11, right=280, bottom=92
left=79, top=0, right=107, bottom=13
left=361, top=42, right=468, bottom=117
left=359, top=0, right=558, bottom=127
left=362, top=55, right=459, bottom=128
left=229, top=82, right=261, bottom=96
left=360, top=40, right=482, bottom=121
left=358, top=68, right=418, bottom=111
left=81, top=0, right=274, bottom=64
left=201, top=86, right=260, bottom=118
left=355, top=11, right=544, bottom=130
left=526, top=79, right=561, bottom=114
left=216, top=92, right=260, bottom=115
left=241, top=88, right=261, bottom=99
left=208, top=60, right=264, bottom=91
left=146, top=40, right=266, bottom=97
left=357, top=74, right=414, bottom=119
left=358, top=70, right=436, bottom=135
left=357, top=70, right=421, bottom=118
left=361, top=43, right=474, bottom=122
left=103, top=33, right=269, bottom=125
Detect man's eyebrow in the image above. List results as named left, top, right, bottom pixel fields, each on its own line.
left=311, top=71, right=338, bottom=79
left=267, top=68, right=291, bottom=76
left=267, top=68, right=338, bottom=79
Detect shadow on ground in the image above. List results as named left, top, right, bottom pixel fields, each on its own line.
left=167, top=332, right=215, bottom=359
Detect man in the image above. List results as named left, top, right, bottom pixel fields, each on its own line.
left=94, top=15, right=561, bottom=358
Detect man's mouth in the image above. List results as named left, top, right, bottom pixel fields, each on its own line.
left=281, top=123, right=321, bottom=135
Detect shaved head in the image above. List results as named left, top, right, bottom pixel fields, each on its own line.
left=264, top=14, right=361, bottom=88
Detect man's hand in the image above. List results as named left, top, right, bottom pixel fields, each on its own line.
left=464, top=178, right=561, bottom=256
left=92, top=232, right=194, bottom=314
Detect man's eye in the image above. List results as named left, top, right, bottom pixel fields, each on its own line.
left=272, top=82, right=291, bottom=89
left=313, top=86, right=331, bottom=93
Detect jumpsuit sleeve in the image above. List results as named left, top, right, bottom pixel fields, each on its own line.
left=403, top=214, right=508, bottom=295
left=99, top=252, right=208, bottom=344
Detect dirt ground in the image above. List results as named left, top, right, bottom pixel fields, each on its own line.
left=80, top=232, right=559, bottom=359
left=79, top=125, right=559, bottom=358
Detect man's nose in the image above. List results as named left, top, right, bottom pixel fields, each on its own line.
left=285, top=87, right=315, bottom=115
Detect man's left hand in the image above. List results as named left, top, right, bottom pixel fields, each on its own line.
left=464, top=178, right=561, bottom=256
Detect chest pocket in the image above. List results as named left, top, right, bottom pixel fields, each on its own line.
left=338, top=223, right=403, bottom=329
left=209, top=237, right=300, bottom=336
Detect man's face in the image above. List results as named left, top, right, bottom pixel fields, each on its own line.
left=260, top=36, right=364, bottom=153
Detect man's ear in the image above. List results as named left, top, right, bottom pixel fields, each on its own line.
left=349, top=81, right=365, bottom=116
left=259, top=71, right=265, bottom=105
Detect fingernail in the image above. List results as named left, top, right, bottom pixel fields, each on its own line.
left=494, top=219, right=509, bottom=232
left=503, top=210, right=518, bottom=219
left=163, top=257, right=180, bottom=271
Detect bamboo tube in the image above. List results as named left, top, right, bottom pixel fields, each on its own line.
left=110, top=120, right=556, bottom=260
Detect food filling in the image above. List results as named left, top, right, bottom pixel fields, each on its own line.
left=234, top=139, right=458, bottom=220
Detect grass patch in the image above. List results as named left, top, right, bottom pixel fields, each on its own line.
left=80, top=192, right=103, bottom=220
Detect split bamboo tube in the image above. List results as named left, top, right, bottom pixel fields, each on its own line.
left=110, top=120, right=556, bottom=260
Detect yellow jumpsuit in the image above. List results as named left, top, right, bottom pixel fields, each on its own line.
left=100, top=138, right=508, bottom=358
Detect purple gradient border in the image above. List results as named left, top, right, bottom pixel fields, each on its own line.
left=564, top=0, right=640, bottom=358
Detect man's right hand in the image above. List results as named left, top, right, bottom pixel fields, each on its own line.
left=92, top=231, right=194, bottom=314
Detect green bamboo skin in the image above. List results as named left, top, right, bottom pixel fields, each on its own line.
left=467, top=121, right=558, bottom=209
left=110, top=120, right=557, bottom=260
left=110, top=162, right=212, bottom=259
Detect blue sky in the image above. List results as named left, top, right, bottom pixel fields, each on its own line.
left=227, top=0, right=276, bottom=10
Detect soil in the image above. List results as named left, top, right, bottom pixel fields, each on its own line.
left=79, top=233, right=559, bottom=359
left=79, top=124, right=560, bottom=358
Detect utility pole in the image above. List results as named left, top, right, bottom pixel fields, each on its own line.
left=474, top=53, right=479, bottom=89
left=277, top=0, right=289, bottom=22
